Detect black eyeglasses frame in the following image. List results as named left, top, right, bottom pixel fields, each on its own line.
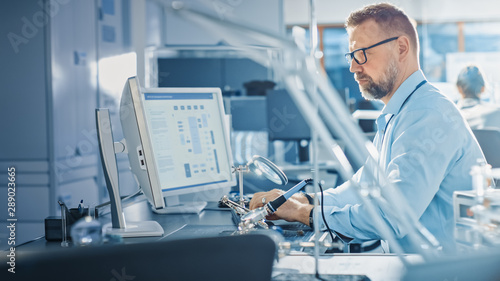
left=345, top=36, right=399, bottom=66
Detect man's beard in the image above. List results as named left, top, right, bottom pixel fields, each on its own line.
left=356, top=59, right=399, bottom=100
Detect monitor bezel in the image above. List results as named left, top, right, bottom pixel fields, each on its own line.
left=121, top=77, right=165, bottom=209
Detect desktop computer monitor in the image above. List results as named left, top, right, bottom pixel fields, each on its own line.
left=229, top=96, right=269, bottom=165
left=230, top=96, right=267, bottom=131
left=266, top=89, right=311, bottom=163
left=266, top=89, right=311, bottom=141
left=120, top=77, right=236, bottom=213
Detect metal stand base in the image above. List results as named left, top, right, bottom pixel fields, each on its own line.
left=104, top=221, right=164, bottom=238
left=152, top=201, right=207, bottom=214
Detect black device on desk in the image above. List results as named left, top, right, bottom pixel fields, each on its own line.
left=44, top=206, right=98, bottom=241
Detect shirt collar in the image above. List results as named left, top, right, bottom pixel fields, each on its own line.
left=457, top=98, right=480, bottom=109
left=382, top=70, right=426, bottom=115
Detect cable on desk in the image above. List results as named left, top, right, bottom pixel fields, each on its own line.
left=318, top=182, right=335, bottom=243
left=314, top=181, right=335, bottom=281
left=95, top=188, right=143, bottom=210
left=14, top=235, right=45, bottom=248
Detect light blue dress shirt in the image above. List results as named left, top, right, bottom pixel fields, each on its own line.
left=317, top=70, right=485, bottom=253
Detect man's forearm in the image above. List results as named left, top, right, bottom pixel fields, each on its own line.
left=296, top=204, right=314, bottom=226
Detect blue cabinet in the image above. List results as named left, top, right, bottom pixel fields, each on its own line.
left=0, top=0, right=102, bottom=244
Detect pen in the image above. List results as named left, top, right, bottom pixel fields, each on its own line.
left=78, top=199, right=84, bottom=215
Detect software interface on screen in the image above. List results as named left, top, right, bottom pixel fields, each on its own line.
left=141, top=92, right=232, bottom=193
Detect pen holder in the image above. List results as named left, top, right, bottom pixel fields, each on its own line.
left=67, top=207, right=93, bottom=225
left=44, top=207, right=99, bottom=241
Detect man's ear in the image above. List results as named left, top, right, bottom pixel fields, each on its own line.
left=397, top=36, right=410, bottom=62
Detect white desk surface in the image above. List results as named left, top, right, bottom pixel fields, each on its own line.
left=274, top=253, right=423, bottom=281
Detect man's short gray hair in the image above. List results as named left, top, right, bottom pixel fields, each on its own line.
left=345, top=3, right=418, bottom=55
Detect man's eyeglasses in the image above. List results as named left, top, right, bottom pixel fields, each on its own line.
left=345, top=37, right=399, bottom=66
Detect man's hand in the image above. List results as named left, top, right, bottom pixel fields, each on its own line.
left=249, top=189, right=283, bottom=210
left=249, top=189, right=313, bottom=225
left=250, top=189, right=311, bottom=209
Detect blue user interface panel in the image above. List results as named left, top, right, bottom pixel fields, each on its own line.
left=142, top=92, right=232, bottom=192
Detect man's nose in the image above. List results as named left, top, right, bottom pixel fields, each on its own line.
left=349, top=59, right=362, bottom=73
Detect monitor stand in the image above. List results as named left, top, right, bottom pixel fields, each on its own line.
left=152, top=195, right=207, bottom=214
left=96, top=108, right=164, bottom=238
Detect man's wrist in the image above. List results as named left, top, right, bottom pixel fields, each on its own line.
left=304, top=193, right=314, bottom=205
left=295, top=192, right=314, bottom=205
left=299, top=204, right=314, bottom=226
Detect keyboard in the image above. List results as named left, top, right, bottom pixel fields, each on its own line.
left=271, top=222, right=315, bottom=243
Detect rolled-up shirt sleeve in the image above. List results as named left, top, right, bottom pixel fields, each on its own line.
left=316, top=168, right=363, bottom=207
left=315, top=204, right=383, bottom=242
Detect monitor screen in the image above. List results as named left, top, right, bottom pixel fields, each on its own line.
left=266, top=89, right=312, bottom=163
left=120, top=77, right=235, bottom=213
left=266, top=89, right=311, bottom=141
left=230, top=96, right=267, bottom=131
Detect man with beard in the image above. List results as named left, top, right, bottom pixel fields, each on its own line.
left=249, top=3, right=484, bottom=253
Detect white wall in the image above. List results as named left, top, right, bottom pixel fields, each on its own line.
left=284, top=0, right=500, bottom=26
left=163, top=0, right=284, bottom=45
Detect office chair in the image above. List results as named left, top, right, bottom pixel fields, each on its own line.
left=472, top=128, right=500, bottom=168
left=1, top=234, right=276, bottom=281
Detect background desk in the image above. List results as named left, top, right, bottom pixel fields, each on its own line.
left=275, top=254, right=420, bottom=281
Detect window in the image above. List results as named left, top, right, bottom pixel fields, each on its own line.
left=418, top=23, right=459, bottom=82
left=464, top=22, right=500, bottom=52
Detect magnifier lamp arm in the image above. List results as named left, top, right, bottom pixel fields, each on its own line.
left=236, top=165, right=249, bottom=207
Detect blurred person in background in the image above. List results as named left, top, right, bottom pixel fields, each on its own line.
left=456, top=64, right=500, bottom=129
